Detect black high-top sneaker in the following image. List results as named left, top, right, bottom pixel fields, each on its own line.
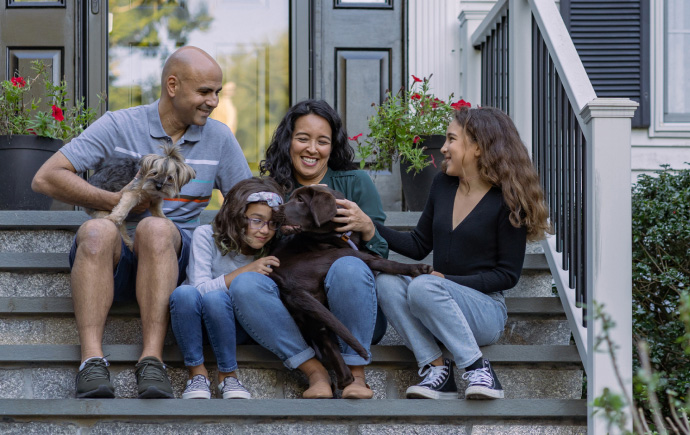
left=462, top=358, right=504, bottom=399
left=405, top=358, right=458, bottom=400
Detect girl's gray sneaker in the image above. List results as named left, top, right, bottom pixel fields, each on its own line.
left=182, top=374, right=211, bottom=399
left=218, top=376, right=251, bottom=399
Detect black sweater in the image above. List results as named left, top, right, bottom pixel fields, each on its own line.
left=376, top=173, right=527, bottom=294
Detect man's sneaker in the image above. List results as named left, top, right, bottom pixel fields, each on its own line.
left=75, top=357, right=115, bottom=398
left=462, top=358, right=504, bottom=399
left=218, top=376, right=252, bottom=399
left=134, top=356, right=174, bottom=399
left=405, top=358, right=458, bottom=400
left=182, top=374, right=211, bottom=399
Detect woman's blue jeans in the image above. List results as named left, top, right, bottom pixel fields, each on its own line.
left=376, top=273, right=507, bottom=369
left=169, top=285, right=251, bottom=373
left=229, top=256, right=379, bottom=369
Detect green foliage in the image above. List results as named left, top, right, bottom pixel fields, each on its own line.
left=0, top=61, right=101, bottom=142
left=356, top=74, right=461, bottom=174
left=632, top=164, right=690, bottom=419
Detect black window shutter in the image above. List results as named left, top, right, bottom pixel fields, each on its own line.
left=562, top=0, right=650, bottom=128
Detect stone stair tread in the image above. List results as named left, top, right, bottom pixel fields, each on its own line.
left=0, top=296, right=564, bottom=316
left=0, top=251, right=548, bottom=271
left=0, top=344, right=581, bottom=365
left=0, top=398, right=587, bottom=419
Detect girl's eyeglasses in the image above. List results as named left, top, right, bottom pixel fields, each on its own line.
left=246, top=217, right=279, bottom=231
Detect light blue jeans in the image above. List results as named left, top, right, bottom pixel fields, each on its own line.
left=169, top=285, right=251, bottom=373
left=376, top=274, right=507, bottom=369
left=229, top=256, right=378, bottom=369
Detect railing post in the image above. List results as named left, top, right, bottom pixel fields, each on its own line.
left=581, top=98, right=638, bottom=435
left=508, top=0, right=532, bottom=154
left=458, top=1, right=496, bottom=105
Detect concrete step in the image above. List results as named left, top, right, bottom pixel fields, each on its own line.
left=0, top=344, right=582, bottom=400
left=0, top=296, right=571, bottom=347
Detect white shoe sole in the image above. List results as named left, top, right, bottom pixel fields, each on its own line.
left=222, top=391, right=252, bottom=399
left=465, top=386, right=504, bottom=399
left=182, top=390, right=211, bottom=399
left=406, top=385, right=458, bottom=400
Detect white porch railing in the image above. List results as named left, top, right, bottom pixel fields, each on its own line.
left=469, top=0, right=638, bottom=433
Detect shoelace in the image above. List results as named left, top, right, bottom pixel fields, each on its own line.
left=417, top=364, right=449, bottom=388
left=462, top=367, right=493, bottom=387
left=135, top=360, right=167, bottom=382
left=81, top=358, right=110, bottom=381
left=186, top=375, right=209, bottom=391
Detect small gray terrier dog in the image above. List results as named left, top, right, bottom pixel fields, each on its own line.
left=86, top=144, right=196, bottom=249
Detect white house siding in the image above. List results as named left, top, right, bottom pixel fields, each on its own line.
left=408, top=0, right=464, bottom=102
left=632, top=130, right=690, bottom=182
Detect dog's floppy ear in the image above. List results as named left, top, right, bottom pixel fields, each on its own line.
left=309, top=190, right=337, bottom=227
left=176, top=163, right=196, bottom=189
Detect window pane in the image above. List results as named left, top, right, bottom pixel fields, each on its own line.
left=665, top=0, right=690, bottom=122
left=107, top=0, right=290, bottom=178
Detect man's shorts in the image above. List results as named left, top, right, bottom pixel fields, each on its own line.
left=68, top=222, right=192, bottom=302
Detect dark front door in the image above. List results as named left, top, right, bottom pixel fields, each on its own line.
left=312, top=0, right=405, bottom=209
left=0, top=0, right=80, bottom=105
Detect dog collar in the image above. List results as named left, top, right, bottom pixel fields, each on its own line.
left=338, top=231, right=359, bottom=251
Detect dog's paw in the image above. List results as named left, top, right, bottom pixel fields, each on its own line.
left=104, top=214, right=124, bottom=226
left=410, top=264, right=434, bottom=276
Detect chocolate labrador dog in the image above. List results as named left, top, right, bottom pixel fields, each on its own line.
left=269, top=185, right=432, bottom=390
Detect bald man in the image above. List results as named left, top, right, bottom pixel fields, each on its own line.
left=32, top=46, right=251, bottom=399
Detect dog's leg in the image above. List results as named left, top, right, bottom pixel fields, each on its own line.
left=149, top=199, right=166, bottom=218
left=352, top=251, right=434, bottom=277
left=106, top=191, right=140, bottom=226
left=119, top=226, right=134, bottom=250
left=315, top=331, right=354, bottom=390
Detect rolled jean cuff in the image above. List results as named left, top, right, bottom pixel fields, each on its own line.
left=283, top=347, right=316, bottom=370
left=184, top=356, right=205, bottom=368
left=217, top=362, right=239, bottom=373
left=456, top=352, right=483, bottom=370
left=342, top=352, right=372, bottom=367
left=417, top=350, right=444, bottom=369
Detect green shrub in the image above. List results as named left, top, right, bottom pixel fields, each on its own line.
left=632, top=164, right=690, bottom=416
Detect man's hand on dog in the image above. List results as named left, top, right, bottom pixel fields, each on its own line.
left=244, top=256, right=280, bottom=275
left=333, top=199, right=376, bottom=241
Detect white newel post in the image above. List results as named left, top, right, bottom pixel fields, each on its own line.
left=508, top=0, right=532, bottom=154
left=581, top=98, right=638, bottom=435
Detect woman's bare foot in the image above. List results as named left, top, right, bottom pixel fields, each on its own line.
left=299, top=358, right=333, bottom=399
left=342, top=366, right=373, bottom=399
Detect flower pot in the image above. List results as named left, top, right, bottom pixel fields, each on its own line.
left=0, top=135, right=62, bottom=210
left=399, top=134, right=444, bottom=211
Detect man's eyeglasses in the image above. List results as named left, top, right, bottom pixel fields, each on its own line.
left=246, top=217, right=279, bottom=231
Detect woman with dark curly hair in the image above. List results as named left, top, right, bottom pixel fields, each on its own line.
left=374, top=105, right=551, bottom=401
left=169, top=176, right=283, bottom=400
left=229, top=99, right=387, bottom=399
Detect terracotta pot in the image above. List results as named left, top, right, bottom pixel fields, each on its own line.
left=0, top=135, right=62, bottom=210
left=399, top=134, right=444, bottom=211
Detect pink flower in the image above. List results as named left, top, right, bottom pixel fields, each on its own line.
left=430, top=154, right=437, bottom=168
left=411, top=93, right=422, bottom=100
left=11, top=77, right=26, bottom=88
left=412, top=75, right=423, bottom=83
left=348, top=133, right=363, bottom=141
left=451, top=99, right=471, bottom=110
left=51, top=105, right=64, bottom=122
left=413, top=136, right=420, bottom=144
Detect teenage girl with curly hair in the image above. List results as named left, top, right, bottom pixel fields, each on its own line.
left=169, top=176, right=284, bottom=400
left=348, top=105, right=550, bottom=400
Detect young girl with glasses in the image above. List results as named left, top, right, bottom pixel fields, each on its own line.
left=169, top=176, right=284, bottom=399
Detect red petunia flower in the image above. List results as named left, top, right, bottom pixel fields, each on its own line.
left=413, top=135, right=420, bottom=144
left=26, top=128, right=36, bottom=135
left=410, top=93, right=422, bottom=100
left=430, top=153, right=437, bottom=168
left=348, top=133, right=363, bottom=141
left=451, top=99, right=471, bottom=110
left=412, top=75, right=423, bottom=83
left=11, top=77, right=26, bottom=88
left=51, top=105, right=64, bottom=122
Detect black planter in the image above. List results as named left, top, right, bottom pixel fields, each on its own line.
left=399, top=134, right=445, bottom=211
left=0, top=135, right=62, bottom=210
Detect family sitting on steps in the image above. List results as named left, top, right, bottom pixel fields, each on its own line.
left=31, top=46, right=550, bottom=401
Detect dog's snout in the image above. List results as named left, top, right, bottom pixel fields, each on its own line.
left=155, top=182, right=163, bottom=190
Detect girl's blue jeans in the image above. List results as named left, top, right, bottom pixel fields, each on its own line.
left=169, top=285, right=251, bottom=373
left=376, top=273, right=507, bottom=369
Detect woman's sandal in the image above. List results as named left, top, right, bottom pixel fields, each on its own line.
left=303, top=372, right=334, bottom=399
